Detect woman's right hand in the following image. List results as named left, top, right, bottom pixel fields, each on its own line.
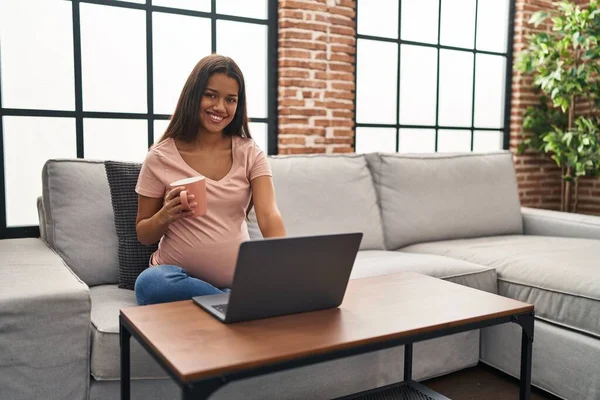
left=157, top=187, right=197, bottom=225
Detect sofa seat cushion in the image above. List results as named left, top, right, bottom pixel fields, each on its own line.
left=90, top=285, right=168, bottom=380
left=401, top=235, right=600, bottom=338
left=351, top=251, right=497, bottom=294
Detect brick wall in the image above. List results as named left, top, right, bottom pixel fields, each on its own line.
left=278, top=0, right=356, bottom=154
left=511, top=0, right=600, bottom=214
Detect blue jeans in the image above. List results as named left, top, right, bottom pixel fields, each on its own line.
left=134, top=265, right=229, bottom=306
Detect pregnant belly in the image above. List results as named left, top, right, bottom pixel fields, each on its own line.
left=154, top=236, right=246, bottom=288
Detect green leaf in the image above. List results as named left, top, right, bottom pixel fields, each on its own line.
left=517, top=2, right=600, bottom=176
left=560, top=98, right=569, bottom=112
left=551, top=155, right=561, bottom=166
left=530, top=11, right=550, bottom=27
left=563, top=131, right=574, bottom=145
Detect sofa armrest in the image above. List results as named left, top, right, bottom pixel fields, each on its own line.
left=521, top=207, right=600, bottom=240
left=0, top=238, right=91, bottom=400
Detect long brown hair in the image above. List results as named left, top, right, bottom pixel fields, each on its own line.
left=159, top=54, right=251, bottom=142
left=160, top=54, right=256, bottom=219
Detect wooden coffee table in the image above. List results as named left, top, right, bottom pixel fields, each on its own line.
left=120, top=272, right=534, bottom=400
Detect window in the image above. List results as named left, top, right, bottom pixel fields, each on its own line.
left=0, top=0, right=277, bottom=238
left=355, top=0, right=513, bottom=154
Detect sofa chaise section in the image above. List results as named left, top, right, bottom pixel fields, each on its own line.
left=363, top=151, right=599, bottom=400
left=401, top=235, right=600, bottom=338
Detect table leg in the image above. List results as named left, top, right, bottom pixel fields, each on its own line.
left=515, top=313, right=534, bottom=400
left=182, top=378, right=226, bottom=400
left=120, top=315, right=131, bottom=400
left=404, top=343, right=413, bottom=382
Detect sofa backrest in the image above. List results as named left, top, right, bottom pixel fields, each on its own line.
left=247, top=154, right=385, bottom=250
left=40, top=152, right=520, bottom=283
left=366, top=151, right=523, bottom=250
left=42, top=159, right=119, bottom=286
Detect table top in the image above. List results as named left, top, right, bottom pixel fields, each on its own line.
left=120, top=272, right=533, bottom=383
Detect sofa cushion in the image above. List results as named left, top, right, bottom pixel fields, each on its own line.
left=42, top=159, right=119, bottom=286
left=89, top=285, right=168, bottom=380
left=352, top=251, right=497, bottom=294
left=401, top=235, right=600, bottom=338
left=105, top=161, right=157, bottom=290
left=366, top=152, right=523, bottom=250
left=248, top=154, right=385, bottom=250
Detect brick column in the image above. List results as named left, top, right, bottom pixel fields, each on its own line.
left=278, top=0, right=356, bottom=154
left=511, top=0, right=600, bottom=214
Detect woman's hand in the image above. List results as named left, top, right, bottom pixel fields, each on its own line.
left=136, top=189, right=195, bottom=246
left=157, top=187, right=197, bottom=225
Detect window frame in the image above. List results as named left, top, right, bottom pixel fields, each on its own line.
left=0, top=0, right=279, bottom=239
left=354, top=0, right=516, bottom=153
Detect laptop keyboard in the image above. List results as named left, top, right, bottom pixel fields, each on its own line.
left=212, top=304, right=228, bottom=314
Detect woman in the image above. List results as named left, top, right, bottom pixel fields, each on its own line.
left=134, top=54, right=286, bottom=305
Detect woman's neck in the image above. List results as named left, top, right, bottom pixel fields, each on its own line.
left=193, top=131, right=231, bottom=150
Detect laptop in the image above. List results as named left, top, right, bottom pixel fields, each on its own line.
left=193, top=232, right=363, bottom=324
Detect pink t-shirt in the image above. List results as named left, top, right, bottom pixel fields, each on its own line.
left=135, top=135, right=271, bottom=288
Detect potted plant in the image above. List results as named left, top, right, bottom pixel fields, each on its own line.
left=516, top=0, right=600, bottom=212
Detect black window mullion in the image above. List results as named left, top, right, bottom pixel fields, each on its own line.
left=1, top=109, right=75, bottom=118
left=355, top=34, right=506, bottom=58
left=503, top=0, right=517, bottom=150
left=470, top=0, right=479, bottom=151
left=434, top=0, right=442, bottom=152
left=146, top=0, right=154, bottom=147
left=211, top=0, right=217, bottom=53
left=356, top=122, right=495, bottom=131
left=78, top=0, right=145, bottom=11
left=72, top=0, right=84, bottom=158
left=267, top=0, right=278, bottom=155
left=78, top=0, right=270, bottom=24
left=0, top=42, right=6, bottom=234
left=395, top=0, right=402, bottom=152
left=353, top=0, right=359, bottom=152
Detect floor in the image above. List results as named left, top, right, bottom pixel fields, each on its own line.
left=422, top=363, right=562, bottom=400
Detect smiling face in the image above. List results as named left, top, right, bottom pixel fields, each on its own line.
left=159, top=55, right=251, bottom=143
left=198, top=72, right=240, bottom=136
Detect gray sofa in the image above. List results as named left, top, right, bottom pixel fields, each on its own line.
left=0, top=151, right=598, bottom=400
